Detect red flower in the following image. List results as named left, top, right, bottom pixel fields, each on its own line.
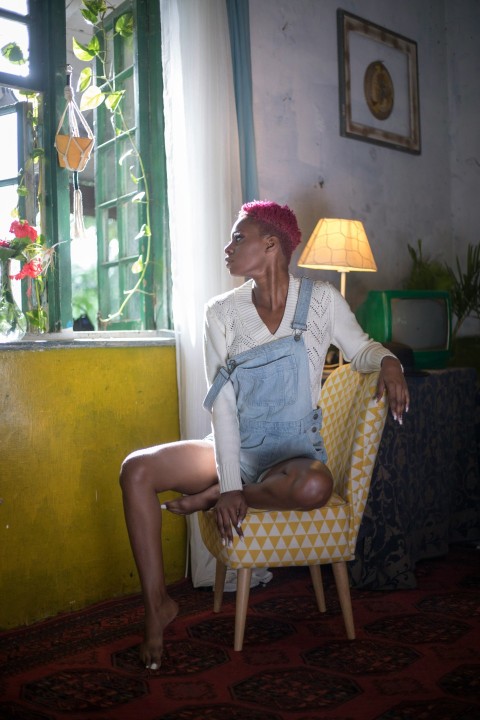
left=9, top=258, right=43, bottom=280
left=0, top=239, right=12, bottom=248
left=9, top=220, right=37, bottom=242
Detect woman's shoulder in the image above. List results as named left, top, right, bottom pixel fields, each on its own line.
left=205, top=279, right=252, bottom=314
left=294, top=275, right=334, bottom=300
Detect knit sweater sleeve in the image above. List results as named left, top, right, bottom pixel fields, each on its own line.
left=204, top=302, right=243, bottom=494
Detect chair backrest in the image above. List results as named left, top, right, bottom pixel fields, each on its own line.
left=320, top=364, right=388, bottom=550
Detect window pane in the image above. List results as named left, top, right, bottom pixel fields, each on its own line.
left=105, top=27, right=114, bottom=78
left=0, top=111, right=18, bottom=179
left=118, top=134, right=138, bottom=196
left=107, top=220, right=119, bottom=262
left=0, top=18, right=29, bottom=76
left=123, top=200, right=141, bottom=256
left=123, top=260, right=140, bottom=318
left=0, top=1, right=28, bottom=15
left=118, top=72, right=135, bottom=131
left=107, top=265, right=119, bottom=312
left=0, top=184, right=18, bottom=229
left=71, top=215, right=98, bottom=329
left=97, top=144, right=117, bottom=204
left=120, top=29, right=133, bottom=70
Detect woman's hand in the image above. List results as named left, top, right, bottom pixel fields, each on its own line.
left=376, top=356, right=410, bottom=424
left=213, top=489, right=248, bottom=546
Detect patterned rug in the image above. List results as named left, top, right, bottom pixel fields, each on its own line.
left=1, top=544, right=479, bottom=720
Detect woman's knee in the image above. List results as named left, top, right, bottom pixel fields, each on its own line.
left=119, top=449, right=156, bottom=493
left=293, top=467, right=333, bottom=509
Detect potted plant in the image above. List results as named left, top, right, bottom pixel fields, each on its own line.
left=405, top=239, right=480, bottom=374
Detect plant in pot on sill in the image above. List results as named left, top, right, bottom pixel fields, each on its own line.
left=0, top=220, right=55, bottom=342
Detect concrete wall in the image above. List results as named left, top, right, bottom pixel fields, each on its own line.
left=249, top=0, right=480, bottom=312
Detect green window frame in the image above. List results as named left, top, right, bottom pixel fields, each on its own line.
left=0, top=100, right=35, bottom=306
left=94, top=0, right=171, bottom=330
left=0, top=0, right=70, bottom=332
left=0, top=0, right=171, bottom=334
left=0, top=102, right=24, bottom=208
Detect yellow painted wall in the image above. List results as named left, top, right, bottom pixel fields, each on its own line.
left=0, top=343, right=185, bottom=630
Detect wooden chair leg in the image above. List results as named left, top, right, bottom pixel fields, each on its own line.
left=213, top=561, right=227, bottom=613
left=309, top=564, right=327, bottom=613
left=234, top=568, right=252, bottom=651
left=332, top=561, right=355, bottom=639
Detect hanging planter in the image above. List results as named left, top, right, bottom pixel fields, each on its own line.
left=54, top=66, right=95, bottom=239
left=55, top=133, right=94, bottom=173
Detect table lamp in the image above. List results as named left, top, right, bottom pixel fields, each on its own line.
left=298, top=218, right=377, bottom=365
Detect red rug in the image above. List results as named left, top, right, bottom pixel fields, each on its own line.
left=1, top=545, right=479, bottom=719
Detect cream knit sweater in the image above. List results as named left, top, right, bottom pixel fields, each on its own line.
left=204, top=274, right=393, bottom=493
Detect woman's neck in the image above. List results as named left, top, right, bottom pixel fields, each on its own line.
left=251, top=270, right=290, bottom=334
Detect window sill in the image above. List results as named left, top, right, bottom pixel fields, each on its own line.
left=0, top=329, right=176, bottom=350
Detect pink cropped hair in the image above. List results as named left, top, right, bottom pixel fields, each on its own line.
left=239, top=200, right=302, bottom=263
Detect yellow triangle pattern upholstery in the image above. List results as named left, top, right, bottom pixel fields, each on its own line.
left=199, top=495, right=350, bottom=568
left=199, top=365, right=387, bottom=567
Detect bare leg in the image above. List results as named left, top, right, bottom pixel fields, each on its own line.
left=244, top=457, right=333, bottom=511
left=120, top=440, right=218, bottom=668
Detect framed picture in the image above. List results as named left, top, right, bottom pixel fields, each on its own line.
left=337, top=9, right=421, bottom=154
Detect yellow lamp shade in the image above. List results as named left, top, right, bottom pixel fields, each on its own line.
left=298, top=218, right=377, bottom=273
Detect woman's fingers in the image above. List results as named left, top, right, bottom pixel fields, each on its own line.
left=214, top=490, right=247, bottom=545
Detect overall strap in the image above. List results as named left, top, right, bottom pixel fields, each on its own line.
left=203, top=366, right=231, bottom=413
left=291, top=277, right=314, bottom=336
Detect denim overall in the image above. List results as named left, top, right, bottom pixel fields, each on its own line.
left=203, top=278, right=327, bottom=484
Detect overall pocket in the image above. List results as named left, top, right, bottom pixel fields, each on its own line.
left=235, top=353, right=298, bottom=412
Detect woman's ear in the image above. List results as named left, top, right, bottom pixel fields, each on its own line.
left=265, top=234, right=280, bottom=254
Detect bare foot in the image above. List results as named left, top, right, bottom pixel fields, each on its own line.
left=162, top=485, right=220, bottom=515
left=140, top=595, right=179, bottom=670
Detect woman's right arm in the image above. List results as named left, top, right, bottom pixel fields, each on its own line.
left=204, top=305, right=243, bottom=494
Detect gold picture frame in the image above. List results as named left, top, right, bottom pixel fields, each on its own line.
left=337, top=9, right=421, bottom=154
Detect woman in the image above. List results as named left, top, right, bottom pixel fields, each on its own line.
left=120, top=200, right=409, bottom=670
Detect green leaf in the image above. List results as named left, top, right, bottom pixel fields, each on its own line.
left=1, top=42, right=26, bottom=65
left=26, top=307, right=48, bottom=330
left=115, top=12, right=134, bottom=38
left=17, top=186, right=28, bottom=197
left=31, top=148, right=45, bottom=160
left=0, top=247, right=17, bottom=261
left=84, top=0, right=108, bottom=15
left=81, top=0, right=109, bottom=24
left=131, top=254, right=144, bottom=274
left=78, top=67, right=92, bottom=92
left=132, top=192, right=146, bottom=204
left=72, top=36, right=100, bottom=62
left=80, top=85, right=105, bottom=111
left=88, top=35, right=101, bottom=54
left=81, top=7, right=98, bottom=25
left=73, top=37, right=95, bottom=62
left=134, top=224, right=150, bottom=240
left=105, top=90, right=125, bottom=111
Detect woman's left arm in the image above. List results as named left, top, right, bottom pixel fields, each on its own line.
left=331, top=286, right=410, bottom=423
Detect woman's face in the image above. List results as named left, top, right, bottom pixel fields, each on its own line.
left=224, top=217, right=271, bottom=277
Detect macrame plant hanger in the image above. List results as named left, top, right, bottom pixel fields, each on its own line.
left=54, top=65, right=95, bottom=240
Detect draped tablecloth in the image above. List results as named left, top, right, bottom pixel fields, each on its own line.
left=351, top=367, right=480, bottom=589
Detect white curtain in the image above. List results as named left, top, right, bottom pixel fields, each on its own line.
left=160, top=0, right=243, bottom=441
